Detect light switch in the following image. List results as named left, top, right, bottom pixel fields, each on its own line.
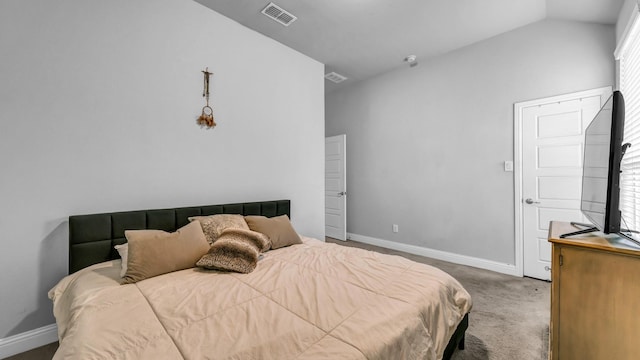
left=504, top=161, right=514, bottom=172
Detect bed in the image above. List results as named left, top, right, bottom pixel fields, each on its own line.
left=50, top=200, right=472, bottom=359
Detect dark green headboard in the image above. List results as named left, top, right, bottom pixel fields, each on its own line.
left=68, top=200, right=291, bottom=274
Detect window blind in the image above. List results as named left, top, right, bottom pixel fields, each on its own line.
left=618, top=7, right=640, bottom=232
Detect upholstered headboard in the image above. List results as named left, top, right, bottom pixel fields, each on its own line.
left=68, top=200, right=291, bottom=274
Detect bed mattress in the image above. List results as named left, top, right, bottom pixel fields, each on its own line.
left=50, top=237, right=472, bottom=359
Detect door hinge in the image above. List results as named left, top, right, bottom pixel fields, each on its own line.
left=559, top=254, right=563, bottom=266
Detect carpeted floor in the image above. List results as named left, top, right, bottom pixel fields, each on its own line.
left=3, top=342, right=58, bottom=360
left=326, top=238, right=550, bottom=360
left=8, top=239, right=549, bottom=360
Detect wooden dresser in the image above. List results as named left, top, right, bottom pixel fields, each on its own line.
left=548, top=221, right=640, bottom=360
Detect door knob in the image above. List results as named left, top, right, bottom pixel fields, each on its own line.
left=338, top=191, right=347, bottom=196
left=525, top=198, right=540, bottom=204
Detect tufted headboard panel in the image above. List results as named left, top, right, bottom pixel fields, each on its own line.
left=68, top=200, right=291, bottom=274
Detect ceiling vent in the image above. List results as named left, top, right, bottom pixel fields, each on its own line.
left=261, top=2, right=297, bottom=27
left=325, top=72, right=348, bottom=84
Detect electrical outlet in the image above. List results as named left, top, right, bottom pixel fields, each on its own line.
left=504, top=160, right=514, bottom=172
left=392, top=224, right=399, bottom=233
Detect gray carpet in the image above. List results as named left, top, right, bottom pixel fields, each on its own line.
left=326, top=238, right=550, bottom=360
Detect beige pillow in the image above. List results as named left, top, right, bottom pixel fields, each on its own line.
left=196, top=228, right=270, bottom=273
left=188, top=214, right=249, bottom=244
left=122, top=221, right=210, bottom=284
left=244, top=215, right=302, bottom=250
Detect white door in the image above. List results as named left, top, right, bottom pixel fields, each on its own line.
left=517, top=87, right=611, bottom=280
left=325, top=135, right=347, bottom=240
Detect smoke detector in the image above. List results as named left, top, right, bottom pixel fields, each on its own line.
left=261, top=2, right=297, bottom=26
left=404, top=55, right=418, bottom=68
left=325, top=72, right=348, bottom=84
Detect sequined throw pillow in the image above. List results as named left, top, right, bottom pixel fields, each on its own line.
left=188, top=214, right=249, bottom=244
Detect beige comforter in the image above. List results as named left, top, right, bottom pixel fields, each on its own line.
left=49, top=238, right=472, bottom=360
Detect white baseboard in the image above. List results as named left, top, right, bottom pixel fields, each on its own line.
left=0, top=324, right=58, bottom=359
left=347, top=233, right=520, bottom=276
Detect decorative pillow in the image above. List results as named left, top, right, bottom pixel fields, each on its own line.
left=196, top=228, right=270, bottom=273
left=244, top=215, right=302, bottom=250
left=114, top=243, right=128, bottom=278
left=122, top=221, right=210, bottom=284
left=188, top=214, right=249, bottom=244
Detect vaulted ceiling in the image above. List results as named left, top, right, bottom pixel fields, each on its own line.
left=194, top=0, right=624, bottom=92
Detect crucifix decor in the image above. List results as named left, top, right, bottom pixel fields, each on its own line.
left=197, top=68, right=216, bottom=129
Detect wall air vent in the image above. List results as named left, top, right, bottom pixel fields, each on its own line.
left=261, top=2, right=297, bottom=27
left=325, top=72, right=348, bottom=84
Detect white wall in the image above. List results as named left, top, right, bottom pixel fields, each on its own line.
left=0, top=0, right=324, bottom=338
left=326, top=19, right=614, bottom=266
left=616, top=0, right=638, bottom=41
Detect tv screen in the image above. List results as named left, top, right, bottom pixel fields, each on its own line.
left=580, top=91, right=625, bottom=234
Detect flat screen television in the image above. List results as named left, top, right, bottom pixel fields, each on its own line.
left=561, top=90, right=634, bottom=240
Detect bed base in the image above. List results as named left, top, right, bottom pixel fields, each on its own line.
left=443, top=313, right=469, bottom=360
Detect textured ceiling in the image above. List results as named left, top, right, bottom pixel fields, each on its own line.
left=194, top=0, right=624, bottom=92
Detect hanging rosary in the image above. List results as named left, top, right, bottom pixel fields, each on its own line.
left=197, top=68, right=216, bottom=128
